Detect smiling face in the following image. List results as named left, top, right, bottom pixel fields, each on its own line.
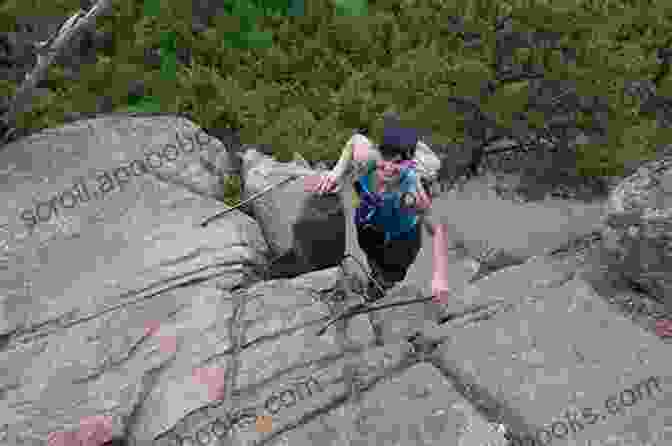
left=378, top=157, right=402, bottom=175
left=373, top=142, right=413, bottom=191
left=378, top=146, right=403, bottom=175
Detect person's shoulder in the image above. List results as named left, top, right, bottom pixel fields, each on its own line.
left=345, top=135, right=378, bottom=182
left=352, top=134, right=380, bottom=163
left=351, top=132, right=372, bottom=147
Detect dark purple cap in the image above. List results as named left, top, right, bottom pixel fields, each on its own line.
left=382, top=125, right=419, bottom=152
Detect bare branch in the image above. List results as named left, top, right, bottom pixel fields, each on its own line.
left=0, top=0, right=113, bottom=146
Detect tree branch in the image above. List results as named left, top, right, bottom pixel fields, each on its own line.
left=0, top=0, right=113, bottom=146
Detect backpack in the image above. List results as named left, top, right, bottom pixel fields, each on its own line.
left=353, top=158, right=423, bottom=242
left=412, top=140, right=441, bottom=196
left=350, top=132, right=440, bottom=184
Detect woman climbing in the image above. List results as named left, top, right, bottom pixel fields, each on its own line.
left=312, top=113, right=440, bottom=302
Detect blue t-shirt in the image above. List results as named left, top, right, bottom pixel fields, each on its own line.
left=354, top=161, right=418, bottom=241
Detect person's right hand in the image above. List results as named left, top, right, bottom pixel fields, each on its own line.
left=314, top=170, right=340, bottom=194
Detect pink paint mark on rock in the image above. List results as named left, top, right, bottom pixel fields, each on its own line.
left=47, top=430, right=79, bottom=446
left=78, top=415, right=113, bottom=446
left=193, top=366, right=226, bottom=401
left=144, top=320, right=161, bottom=337
left=47, top=415, right=113, bottom=446
left=158, top=335, right=178, bottom=354
left=431, top=223, right=450, bottom=305
left=655, top=319, right=672, bottom=337
left=144, top=320, right=178, bottom=354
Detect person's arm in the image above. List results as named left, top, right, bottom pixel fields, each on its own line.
left=315, top=133, right=376, bottom=194
left=332, top=136, right=354, bottom=180
left=336, top=133, right=381, bottom=181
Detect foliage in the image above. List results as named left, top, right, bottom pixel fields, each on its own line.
left=222, top=174, right=242, bottom=206
left=2, top=0, right=672, bottom=200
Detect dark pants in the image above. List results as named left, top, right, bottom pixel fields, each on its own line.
left=356, top=223, right=422, bottom=287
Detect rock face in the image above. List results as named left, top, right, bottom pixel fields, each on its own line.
left=0, top=114, right=270, bottom=444
left=432, top=255, right=672, bottom=446
left=1, top=114, right=671, bottom=446
left=239, top=148, right=347, bottom=278
left=416, top=173, right=605, bottom=284
left=145, top=267, right=511, bottom=446
left=602, top=153, right=672, bottom=306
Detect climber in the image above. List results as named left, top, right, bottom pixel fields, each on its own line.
left=312, top=115, right=440, bottom=302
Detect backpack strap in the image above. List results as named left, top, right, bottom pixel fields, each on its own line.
left=355, top=159, right=377, bottom=196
